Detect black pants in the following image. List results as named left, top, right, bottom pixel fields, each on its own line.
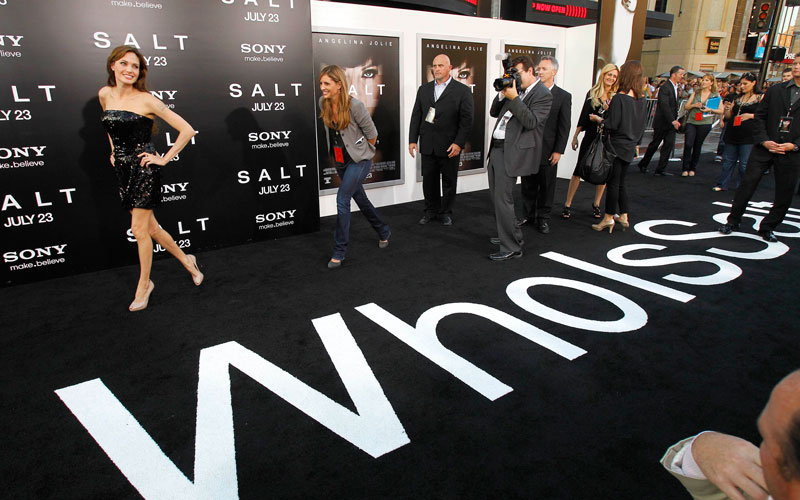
left=422, top=153, right=459, bottom=216
left=726, top=146, right=800, bottom=232
left=682, top=123, right=712, bottom=173
left=638, top=126, right=676, bottom=173
left=520, top=163, right=557, bottom=221
left=604, top=157, right=630, bottom=216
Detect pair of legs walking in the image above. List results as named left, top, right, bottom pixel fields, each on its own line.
left=332, top=159, right=390, bottom=263
left=593, top=158, right=630, bottom=233
left=129, top=208, right=203, bottom=310
left=724, top=147, right=799, bottom=239
left=638, top=126, right=676, bottom=174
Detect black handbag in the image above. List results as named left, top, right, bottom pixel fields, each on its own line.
left=577, top=126, right=617, bottom=185
left=677, top=113, right=687, bottom=134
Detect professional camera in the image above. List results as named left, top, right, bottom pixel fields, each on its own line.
left=493, top=55, right=523, bottom=92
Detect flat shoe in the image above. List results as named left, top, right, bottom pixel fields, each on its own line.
left=489, top=250, right=522, bottom=261
left=187, top=254, right=204, bottom=286
left=327, top=259, right=343, bottom=269
left=129, top=280, right=154, bottom=312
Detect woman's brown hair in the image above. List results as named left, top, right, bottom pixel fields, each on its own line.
left=616, top=60, right=644, bottom=99
left=106, top=45, right=149, bottom=92
left=319, top=65, right=351, bottom=130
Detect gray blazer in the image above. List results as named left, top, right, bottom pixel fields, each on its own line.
left=488, top=81, right=553, bottom=177
left=319, top=96, right=378, bottom=163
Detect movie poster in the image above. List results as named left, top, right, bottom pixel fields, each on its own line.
left=313, top=32, right=401, bottom=193
left=503, top=44, right=557, bottom=69
left=419, top=38, right=487, bottom=176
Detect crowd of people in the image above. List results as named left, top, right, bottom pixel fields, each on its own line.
left=100, top=43, right=799, bottom=301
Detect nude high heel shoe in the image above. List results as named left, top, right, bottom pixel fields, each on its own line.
left=613, top=215, right=630, bottom=231
left=591, top=219, right=615, bottom=233
left=187, top=254, right=204, bottom=286
left=129, top=280, right=154, bottom=312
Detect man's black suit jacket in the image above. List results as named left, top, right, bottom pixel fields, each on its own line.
left=752, top=79, right=800, bottom=150
left=654, top=79, right=679, bottom=131
left=539, top=84, right=572, bottom=165
left=409, top=79, right=474, bottom=157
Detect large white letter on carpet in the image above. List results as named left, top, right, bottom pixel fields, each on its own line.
left=55, top=313, right=409, bottom=500
left=356, top=302, right=587, bottom=401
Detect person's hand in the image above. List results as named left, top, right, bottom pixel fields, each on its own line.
left=724, top=101, right=733, bottom=111
left=138, top=152, right=167, bottom=167
left=778, top=142, right=797, bottom=153
left=549, top=152, right=561, bottom=165
left=446, top=143, right=461, bottom=158
left=589, top=114, right=602, bottom=123
left=501, top=78, right=519, bottom=100
left=409, top=143, right=417, bottom=158
left=692, top=432, right=769, bottom=500
left=571, top=137, right=579, bottom=151
left=763, top=140, right=783, bottom=154
left=740, top=113, right=754, bottom=122
left=109, top=153, right=115, bottom=167
left=672, top=120, right=681, bottom=130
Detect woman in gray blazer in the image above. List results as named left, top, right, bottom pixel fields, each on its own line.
left=319, top=65, right=391, bottom=269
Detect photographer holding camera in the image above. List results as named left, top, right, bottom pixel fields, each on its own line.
left=487, top=54, right=552, bottom=260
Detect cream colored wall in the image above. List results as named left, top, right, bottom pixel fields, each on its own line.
left=643, top=0, right=738, bottom=75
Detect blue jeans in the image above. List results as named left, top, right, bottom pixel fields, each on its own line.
left=333, top=159, right=390, bottom=260
left=716, top=143, right=753, bottom=190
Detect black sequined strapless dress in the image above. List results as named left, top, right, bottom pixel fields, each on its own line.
left=101, top=110, right=160, bottom=210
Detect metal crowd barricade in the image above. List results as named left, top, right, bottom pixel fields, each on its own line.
left=644, top=98, right=688, bottom=132
left=644, top=98, right=658, bottom=131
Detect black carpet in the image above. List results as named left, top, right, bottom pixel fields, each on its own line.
left=2, top=153, right=799, bottom=499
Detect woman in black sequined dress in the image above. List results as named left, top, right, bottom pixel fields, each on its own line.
left=99, top=45, right=200, bottom=311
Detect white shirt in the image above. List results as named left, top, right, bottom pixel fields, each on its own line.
left=434, top=76, right=452, bottom=102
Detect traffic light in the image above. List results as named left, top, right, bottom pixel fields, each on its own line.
left=749, top=0, right=777, bottom=33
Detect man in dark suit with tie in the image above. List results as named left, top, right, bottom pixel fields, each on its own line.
left=409, top=54, right=474, bottom=226
left=487, top=54, right=552, bottom=260
left=719, top=57, right=800, bottom=243
left=636, top=65, right=685, bottom=175
left=517, top=55, right=571, bottom=234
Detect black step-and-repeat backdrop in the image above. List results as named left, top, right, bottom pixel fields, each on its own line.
left=0, top=0, right=318, bottom=285
left=419, top=38, right=487, bottom=176
left=313, top=32, right=401, bottom=193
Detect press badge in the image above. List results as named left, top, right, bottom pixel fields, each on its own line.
left=425, top=107, right=436, bottom=123
left=695, top=112, right=703, bottom=121
left=333, top=146, right=344, bottom=163
left=733, top=116, right=742, bottom=126
left=779, top=116, right=793, bottom=134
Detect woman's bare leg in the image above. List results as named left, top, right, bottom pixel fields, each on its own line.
left=564, top=175, right=581, bottom=208
left=146, top=212, right=199, bottom=279
left=593, top=184, right=607, bottom=208
left=130, top=208, right=155, bottom=300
